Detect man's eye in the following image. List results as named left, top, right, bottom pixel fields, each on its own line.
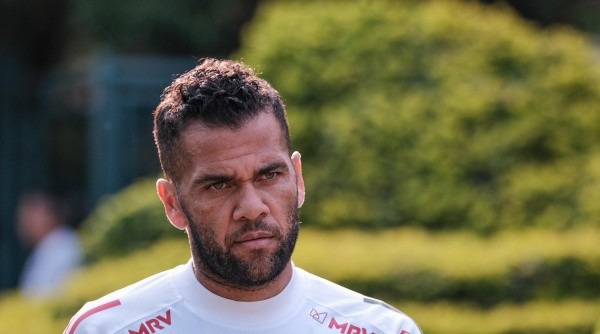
left=264, top=172, right=277, bottom=180
left=209, top=182, right=227, bottom=190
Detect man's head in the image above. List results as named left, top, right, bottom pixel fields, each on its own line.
left=16, top=191, right=64, bottom=248
left=153, top=58, right=290, bottom=183
left=154, top=59, right=305, bottom=298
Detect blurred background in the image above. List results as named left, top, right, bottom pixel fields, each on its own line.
left=0, top=0, right=259, bottom=291
left=1, top=0, right=599, bottom=333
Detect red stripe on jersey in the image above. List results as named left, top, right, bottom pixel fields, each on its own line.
left=65, top=299, right=122, bottom=334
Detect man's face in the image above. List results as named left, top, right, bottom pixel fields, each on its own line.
left=162, top=112, right=304, bottom=290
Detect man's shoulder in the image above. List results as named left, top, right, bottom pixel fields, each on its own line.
left=64, top=264, right=186, bottom=334
left=298, top=267, right=396, bottom=312
left=297, top=267, right=422, bottom=334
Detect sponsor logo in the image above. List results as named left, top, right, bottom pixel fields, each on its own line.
left=310, top=308, right=328, bottom=324
left=328, top=317, right=377, bottom=334
left=128, top=309, right=172, bottom=334
left=310, top=308, right=412, bottom=334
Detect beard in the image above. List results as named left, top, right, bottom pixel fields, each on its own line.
left=181, top=200, right=300, bottom=289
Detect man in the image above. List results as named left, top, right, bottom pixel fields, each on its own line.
left=17, top=190, right=82, bottom=299
left=65, top=58, right=421, bottom=333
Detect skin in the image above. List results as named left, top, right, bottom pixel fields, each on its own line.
left=17, top=195, right=60, bottom=248
left=157, top=111, right=305, bottom=301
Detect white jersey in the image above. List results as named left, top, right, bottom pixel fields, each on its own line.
left=20, top=226, right=82, bottom=299
left=64, top=260, right=421, bottom=334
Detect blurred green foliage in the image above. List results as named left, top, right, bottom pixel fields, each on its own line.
left=480, top=0, right=600, bottom=36
left=82, top=178, right=183, bottom=261
left=340, top=256, right=600, bottom=308
left=294, top=227, right=600, bottom=308
left=236, top=0, right=600, bottom=232
left=80, top=0, right=600, bottom=259
left=1, top=228, right=598, bottom=333
left=70, top=0, right=258, bottom=55
left=3, top=2, right=600, bottom=332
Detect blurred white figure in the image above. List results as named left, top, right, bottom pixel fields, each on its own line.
left=17, top=191, right=82, bottom=299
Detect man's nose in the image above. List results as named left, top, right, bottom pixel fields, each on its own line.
left=232, top=183, right=269, bottom=222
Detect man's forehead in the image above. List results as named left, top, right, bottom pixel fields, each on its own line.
left=179, top=106, right=275, bottom=132
left=177, top=112, right=288, bottom=172
left=180, top=113, right=285, bottom=150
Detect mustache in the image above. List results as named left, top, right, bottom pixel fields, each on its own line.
left=226, top=220, right=281, bottom=244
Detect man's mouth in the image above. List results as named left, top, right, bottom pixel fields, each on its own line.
left=234, top=231, right=275, bottom=248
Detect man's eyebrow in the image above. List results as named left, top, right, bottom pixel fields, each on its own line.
left=258, top=161, right=289, bottom=175
left=192, top=173, right=233, bottom=187
left=191, top=162, right=289, bottom=187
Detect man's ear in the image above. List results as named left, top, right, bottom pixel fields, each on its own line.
left=156, top=179, right=188, bottom=230
left=291, top=151, right=305, bottom=208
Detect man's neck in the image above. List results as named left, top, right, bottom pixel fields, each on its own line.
left=192, top=262, right=294, bottom=302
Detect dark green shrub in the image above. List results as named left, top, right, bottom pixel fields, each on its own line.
left=338, top=256, right=600, bottom=307
left=236, top=0, right=600, bottom=231
left=71, top=0, right=258, bottom=55
left=82, top=178, right=183, bottom=261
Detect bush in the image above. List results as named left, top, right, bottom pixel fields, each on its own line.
left=1, top=228, right=598, bottom=334
left=71, top=0, right=258, bottom=55
left=81, top=178, right=183, bottom=261
left=293, top=227, right=600, bottom=306
left=339, top=256, right=600, bottom=307
left=404, top=299, right=600, bottom=334
left=236, top=0, right=600, bottom=231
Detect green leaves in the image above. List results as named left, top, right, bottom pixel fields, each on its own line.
left=237, top=0, right=600, bottom=231
left=71, top=0, right=257, bottom=54
left=81, top=178, right=183, bottom=261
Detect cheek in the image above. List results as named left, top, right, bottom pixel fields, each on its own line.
left=267, top=185, right=298, bottom=222
left=194, top=201, right=232, bottom=237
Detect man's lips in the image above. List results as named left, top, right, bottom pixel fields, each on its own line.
left=234, top=231, right=275, bottom=247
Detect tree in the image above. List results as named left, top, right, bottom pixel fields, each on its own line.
left=71, top=0, right=259, bottom=56
left=236, top=0, right=600, bottom=232
left=479, top=0, right=600, bottom=36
